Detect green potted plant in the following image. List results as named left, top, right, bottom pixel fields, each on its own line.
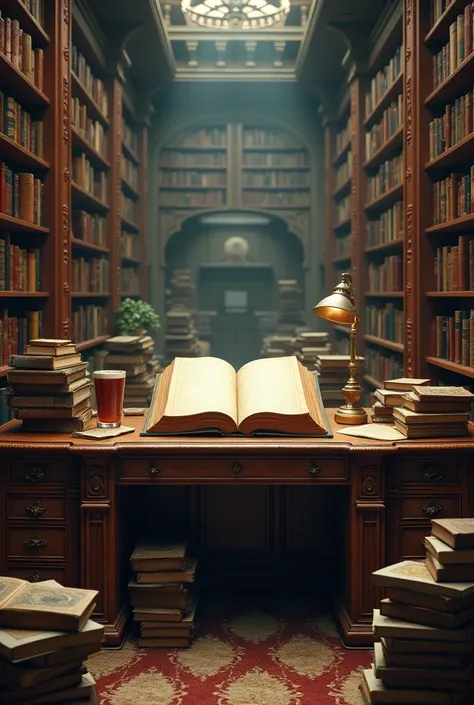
left=115, top=298, right=160, bottom=336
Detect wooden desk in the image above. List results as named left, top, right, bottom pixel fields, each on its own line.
left=0, top=410, right=473, bottom=647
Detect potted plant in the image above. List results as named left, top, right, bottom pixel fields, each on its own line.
left=115, top=298, right=160, bottom=336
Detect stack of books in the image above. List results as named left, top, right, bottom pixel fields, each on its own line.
left=276, top=280, right=304, bottom=335
left=129, top=540, right=197, bottom=648
left=194, top=310, right=216, bottom=341
left=394, top=386, right=474, bottom=439
left=255, top=310, right=278, bottom=337
left=315, top=354, right=364, bottom=405
left=293, top=331, right=331, bottom=371
left=0, top=577, right=103, bottom=704
left=7, top=339, right=92, bottom=432
left=360, top=553, right=474, bottom=704
left=371, top=377, right=431, bottom=424
left=260, top=334, right=296, bottom=357
left=168, top=269, right=195, bottom=309
left=165, top=310, right=201, bottom=361
left=425, top=519, right=474, bottom=583
left=104, top=335, right=158, bottom=407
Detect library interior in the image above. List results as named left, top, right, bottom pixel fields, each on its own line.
left=1, top=0, right=474, bottom=703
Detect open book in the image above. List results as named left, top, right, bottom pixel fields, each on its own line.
left=143, top=356, right=331, bottom=436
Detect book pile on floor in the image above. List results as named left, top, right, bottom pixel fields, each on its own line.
left=7, top=339, right=92, bottom=432
left=165, top=310, right=201, bottom=361
left=360, top=518, right=474, bottom=704
left=276, top=279, right=304, bottom=335
left=315, top=354, right=364, bottom=406
left=167, top=269, right=195, bottom=309
left=129, top=540, right=197, bottom=648
left=0, top=577, right=102, bottom=704
left=104, top=335, right=157, bottom=407
left=293, top=331, right=330, bottom=371
left=370, top=377, right=431, bottom=424
left=393, top=385, right=474, bottom=439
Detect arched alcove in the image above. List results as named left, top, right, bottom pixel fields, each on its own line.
left=165, top=211, right=305, bottom=368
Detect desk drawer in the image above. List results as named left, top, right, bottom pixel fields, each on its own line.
left=7, top=496, right=67, bottom=522
left=7, top=459, right=67, bottom=487
left=399, top=459, right=463, bottom=487
left=397, top=525, right=431, bottom=560
left=6, top=564, right=67, bottom=583
left=118, top=456, right=348, bottom=482
left=399, top=495, right=462, bottom=521
left=7, top=526, right=67, bottom=560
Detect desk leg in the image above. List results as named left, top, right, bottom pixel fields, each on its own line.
left=81, top=456, right=126, bottom=646
left=337, top=461, right=385, bottom=646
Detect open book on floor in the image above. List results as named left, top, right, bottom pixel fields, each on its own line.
left=142, top=356, right=331, bottom=437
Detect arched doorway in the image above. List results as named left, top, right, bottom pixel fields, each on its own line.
left=165, top=211, right=305, bottom=368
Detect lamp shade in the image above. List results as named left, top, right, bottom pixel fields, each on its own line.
left=312, top=293, right=357, bottom=325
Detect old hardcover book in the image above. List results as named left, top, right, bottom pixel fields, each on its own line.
left=143, top=356, right=330, bottom=436
left=0, top=657, right=83, bottom=689
left=432, top=519, right=474, bottom=549
left=413, top=386, right=474, bottom=402
left=13, top=642, right=101, bottom=668
left=13, top=398, right=90, bottom=420
left=132, top=607, right=184, bottom=622
left=9, top=354, right=82, bottom=370
left=106, top=335, right=153, bottom=353
left=360, top=666, right=462, bottom=704
left=25, top=341, right=76, bottom=356
left=393, top=420, right=468, bottom=438
left=129, top=589, right=189, bottom=609
left=141, top=605, right=196, bottom=629
left=8, top=381, right=92, bottom=409
left=24, top=672, right=97, bottom=705
left=374, top=642, right=471, bottom=690
left=373, top=609, right=474, bottom=642
left=0, top=619, right=103, bottom=662
left=385, top=586, right=472, bottom=614
left=0, top=577, right=97, bottom=631
left=426, top=536, right=474, bottom=565
left=426, top=553, right=474, bottom=583
left=379, top=597, right=474, bottom=629
left=402, top=391, right=473, bottom=414
left=393, top=407, right=470, bottom=425
left=21, top=407, right=92, bottom=433
left=380, top=639, right=470, bottom=669
left=131, top=541, right=187, bottom=571
left=373, top=389, right=405, bottom=407
left=140, top=626, right=193, bottom=638
left=382, top=636, right=473, bottom=655
left=7, top=363, right=88, bottom=386
left=136, top=558, right=197, bottom=584
left=137, top=637, right=190, bottom=648
left=0, top=669, right=85, bottom=704
left=128, top=583, right=183, bottom=595
left=373, top=560, right=474, bottom=599
left=384, top=377, right=431, bottom=391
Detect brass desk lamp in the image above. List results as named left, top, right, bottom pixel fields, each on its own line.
left=312, top=272, right=367, bottom=425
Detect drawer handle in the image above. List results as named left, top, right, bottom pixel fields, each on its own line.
left=231, top=462, right=242, bottom=475
left=26, top=570, right=47, bottom=583
left=307, top=462, right=322, bottom=476
left=24, top=465, right=46, bottom=483
left=24, top=535, right=48, bottom=549
left=421, top=500, right=443, bottom=517
left=423, top=466, right=443, bottom=483
left=146, top=465, right=161, bottom=476
left=26, top=501, right=47, bottom=517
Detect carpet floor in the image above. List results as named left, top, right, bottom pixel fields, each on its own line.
left=88, top=597, right=372, bottom=705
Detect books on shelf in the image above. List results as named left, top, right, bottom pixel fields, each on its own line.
left=72, top=154, right=108, bottom=203
left=242, top=190, right=309, bottom=209
left=243, top=151, right=308, bottom=168
left=429, top=88, right=474, bottom=161
left=72, top=256, right=108, bottom=294
left=367, top=155, right=403, bottom=203
left=122, top=121, right=139, bottom=156
left=335, top=116, right=351, bottom=156
left=366, top=95, right=403, bottom=160
left=121, top=265, right=139, bottom=296
left=433, top=311, right=474, bottom=365
left=434, top=237, right=474, bottom=292
left=179, top=127, right=226, bottom=148
left=315, top=354, right=363, bottom=405
left=243, top=128, right=298, bottom=149
left=335, top=195, right=350, bottom=225
left=71, top=304, right=108, bottom=344
left=130, top=540, right=196, bottom=648
left=432, top=12, right=474, bottom=89
left=71, top=97, right=107, bottom=158
left=334, top=152, right=352, bottom=190
left=367, top=202, right=403, bottom=247
left=366, top=347, right=404, bottom=383
left=121, top=231, right=140, bottom=260
left=365, top=303, right=404, bottom=342
left=121, top=153, right=138, bottom=189
left=367, top=256, right=403, bottom=292
left=8, top=339, right=93, bottom=432
left=0, top=13, right=44, bottom=91
left=0, top=235, right=40, bottom=291
left=161, top=170, right=226, bottom=188
left=122, top=192, right=138, bottom=221
left=0, top=165, right=44, bottom=224
left=72, top=211, right=107, bottom=248
left=72, top=45, right=108, bottom=119
left=143, top=355, right=330, bottom=437
left=432, top=170, right=474, bottom=225
left=365, top=46, right=402, bottom=118
left=0, top=92, right=44, bottom=158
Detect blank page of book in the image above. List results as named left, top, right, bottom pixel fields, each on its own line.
left=237, top=357, right=307, bottom=425
left=165, top=357, right=238, bottom=422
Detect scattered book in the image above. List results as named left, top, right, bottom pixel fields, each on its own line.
left=372, top=560, right=474, bottom=599
left=384, top=377, right=431, bottom=391
left=425, top=535, right=474, bottom=565
left=131, top=541, right=187, bottom=572
left=402, top=391, right=473, bottom=414
left=426, top=553, right=474, bottom=583
left=24, top=340, right=76, bottom=356
left=373, top=389, right=405, bottom=407
left=9, top=353, right=82, bottom=370
left=136, top=557, right=197, bottom=584
left=432, top=519, right=474, bottom=550
left=412, top=386, right=474, bottom=403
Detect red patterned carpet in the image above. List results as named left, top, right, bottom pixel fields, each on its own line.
left=88, top=598, right=371, bottom=705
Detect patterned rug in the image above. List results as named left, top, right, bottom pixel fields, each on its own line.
left=88, top=598, right=372, bottom=705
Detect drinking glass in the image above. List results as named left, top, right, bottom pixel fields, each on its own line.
left=93, top=370, right=126, bottom=428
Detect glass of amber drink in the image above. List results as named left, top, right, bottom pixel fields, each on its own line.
left=93, top=370, right=126, bottom=428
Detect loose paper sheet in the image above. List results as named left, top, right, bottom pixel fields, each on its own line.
left=336, top=424, right=405, bottom=441
left=72, top=426, right=135, bottom=440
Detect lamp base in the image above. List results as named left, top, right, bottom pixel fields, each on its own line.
left=334, top=404, right=368, bottom=425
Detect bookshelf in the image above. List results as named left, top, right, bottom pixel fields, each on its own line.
left=0, top=0, right=151, bottom=382
left=362, top=25, right=404, bottom=389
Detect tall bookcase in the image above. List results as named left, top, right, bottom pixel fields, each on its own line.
left=0, top=0, right=149, bottom=382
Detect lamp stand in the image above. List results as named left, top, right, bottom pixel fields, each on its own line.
left=334, top=320, right=367, bottom=425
